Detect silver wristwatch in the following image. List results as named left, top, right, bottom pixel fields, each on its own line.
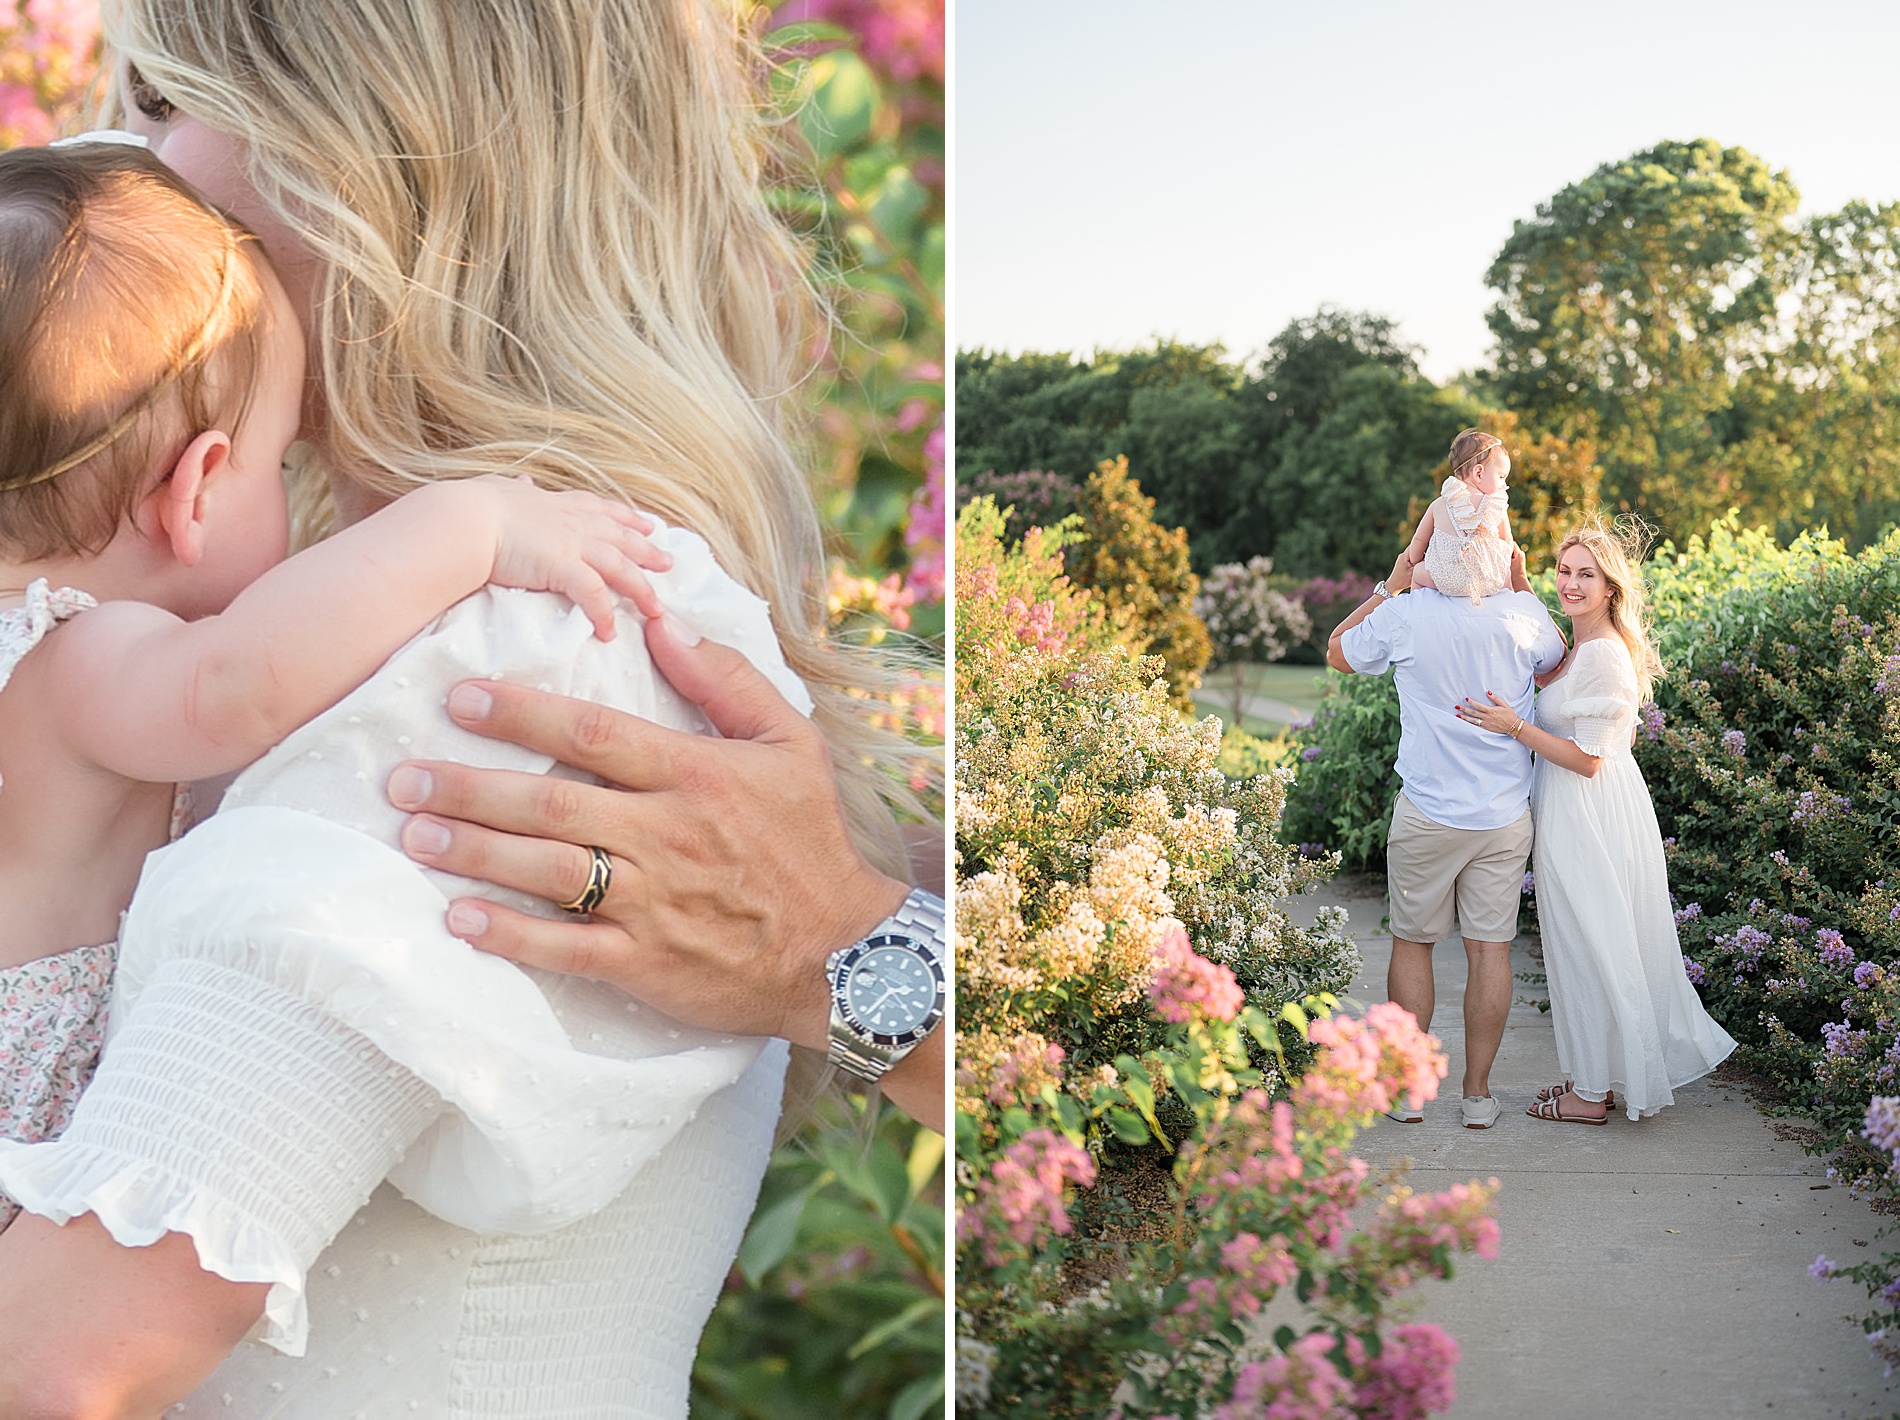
left=825, top=887, right=947, bottom=1083
left=1373, top=580, right=1394, bottom=599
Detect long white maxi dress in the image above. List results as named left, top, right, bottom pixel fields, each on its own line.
left=1530, top=636, right=1735, bottom=1119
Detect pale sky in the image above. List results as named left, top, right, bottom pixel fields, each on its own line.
left=954, top=0, right=1900, bottom=380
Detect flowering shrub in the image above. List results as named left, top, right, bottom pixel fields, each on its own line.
left=1196, top=556, right=1314, bottom=725
left=0, top=0, right=100, bottom=148
left=956, top=969, right=1496, bottom=1419
left=1293, top=573, right=1377, bottom=662
left=1626, top=521, right=1900, bottom=1368
left=958, top=468, right=1082, bottom=544
left=957, top=498, right=1358, bottom=1104
left=959, top=500, right=1493, bottom=1418
left=1280, top=672, right=1403, bottom=870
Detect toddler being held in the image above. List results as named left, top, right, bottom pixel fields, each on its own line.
left=1403, top=428, right=1516, bottom=603
left=0, top=140, right=667, bottom=1226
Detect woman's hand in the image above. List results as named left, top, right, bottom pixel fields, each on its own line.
left=476, top=475, right=673, bottom=635
left=1454, top=690, right=1525, bottom=738
left=384, top=616, right=944, bottom=1128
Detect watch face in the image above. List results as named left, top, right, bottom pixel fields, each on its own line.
left=841, top=940, right=941, bottom=1039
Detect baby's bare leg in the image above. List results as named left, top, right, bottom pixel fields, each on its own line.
left=1412, top=562, right=1438, bottom=591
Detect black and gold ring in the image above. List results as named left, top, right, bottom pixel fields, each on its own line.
left=559, top=845, right=613, bottom=914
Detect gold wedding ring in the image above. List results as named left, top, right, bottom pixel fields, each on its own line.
left=559, top=845, right=613, bottom=914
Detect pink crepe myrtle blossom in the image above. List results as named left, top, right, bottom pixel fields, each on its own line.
left=957, top=1128, right=1096, bottom=1266
left=1216, top=1330, right=1351, bottom=1420
left=1295, top=1002, right=1446, bottom=1130
left=1346, top=1323, right=1461, bottom=1420
left=1150, top=922, right=1244, bottom=1025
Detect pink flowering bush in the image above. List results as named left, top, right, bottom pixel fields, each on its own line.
left=0, top=0, right=100, bottom=148
left=957, top=981, right=1493, bottom=1419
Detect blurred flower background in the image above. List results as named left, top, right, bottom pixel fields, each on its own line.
left=5, top=2, right=945, bottom=1416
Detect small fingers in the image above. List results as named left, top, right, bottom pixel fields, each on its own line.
left=617, top=522, right=673, bottom=573
left=594, top=551, right=664, bottom=621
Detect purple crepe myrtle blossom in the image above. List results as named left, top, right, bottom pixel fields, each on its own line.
left=1865, top=1097, right=1900, bottom=1156
left=1674, top=902, right=1704, bottom=926
left=1721, top=729, right=1747, bottom=758
left=1639, top=701, right=1665, bottom=740
left=1684, top=958, right=1706, bottom=986
left=1857, top=962, right=1885, bottom=989
left=1812, top=1255, right=1840, bottom=1281
left=1819, top=929, right=1855, bottom=970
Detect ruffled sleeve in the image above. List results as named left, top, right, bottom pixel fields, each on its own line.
left=1560, top=638, right=1639, bottom=757
left=0, top=519, right=796, bottom=1356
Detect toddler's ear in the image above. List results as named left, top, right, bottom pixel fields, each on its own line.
left=152, top=430, right=231, bottom=568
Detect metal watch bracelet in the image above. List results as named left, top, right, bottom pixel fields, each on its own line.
left=825, top=887, right=947, bottom=1084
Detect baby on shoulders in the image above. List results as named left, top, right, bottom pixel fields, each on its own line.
left=1402, top=429, right=1517, bottom=603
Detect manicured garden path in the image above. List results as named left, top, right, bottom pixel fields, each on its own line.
left=1286, top=874, right=1900, bottom=1419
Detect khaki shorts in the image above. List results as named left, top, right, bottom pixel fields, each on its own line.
left=1385, top=791, right=1532, bottom=944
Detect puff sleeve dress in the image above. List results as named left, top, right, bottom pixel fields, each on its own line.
left=0, top=523, right=799, bottom=1418
left=1529, top=636, right=1735, bottom=1118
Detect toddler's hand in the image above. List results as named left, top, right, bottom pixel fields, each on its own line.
left=482, top=476, right=672, bottom=639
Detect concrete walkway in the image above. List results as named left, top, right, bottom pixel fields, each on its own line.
left=1284, top=874, right=1900, bottom=1420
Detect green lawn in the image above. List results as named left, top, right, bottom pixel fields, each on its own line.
left=1193, top=661, right=1335, bottom=731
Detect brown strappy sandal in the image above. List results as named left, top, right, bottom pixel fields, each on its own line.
left=1536, top=1080, right=1614, bottom=1112
left=1527, top=1092, right=1609, bottom=1125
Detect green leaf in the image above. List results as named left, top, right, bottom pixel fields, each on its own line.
left=737, top=1185, right=812, bottom=1284
left=1124, top=1074, right=1156, bottom=1116
left=1280, top=1002, right=1311, bottom=1039
left=1106, top=1107, right=1149, bottom=1145
left=799, top=50, right=880, bottom=159
left=847, top=1295, right=939, bottom=1360
left=891, top=1372, right=946, bottom=1420
left=906, top=1129, right=945, bottom=1200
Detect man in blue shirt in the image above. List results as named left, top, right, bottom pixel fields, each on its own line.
left=1328, top=549, right=1566, bottom=1128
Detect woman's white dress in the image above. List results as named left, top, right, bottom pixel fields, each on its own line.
left=1530, top=636, right=1735, bottom=1119
left=0, top=525, right=800, bottom=1417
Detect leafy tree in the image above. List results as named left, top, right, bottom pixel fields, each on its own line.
left=1067, top=457, right=1212, bottom=710
left=1194, top=556, right=1312, bottom=725
left=1485, top=139, right=1798, bottom=535
left=1256, top=365, right=1484, bottom=579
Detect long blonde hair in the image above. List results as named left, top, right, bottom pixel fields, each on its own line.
left=1556, top=515, right=1662, bottom=700
left=105, top=0, right=926, bottom=877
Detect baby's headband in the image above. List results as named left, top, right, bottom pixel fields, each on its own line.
left=1, top=224, right=247, bottom=494
left=1451, top=431, right=1504, bottom=476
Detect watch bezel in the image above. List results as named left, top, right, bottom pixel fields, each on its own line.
left=828, top=931, right=946, bottom=1048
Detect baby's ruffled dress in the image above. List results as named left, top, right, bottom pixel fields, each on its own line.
left=1423, top=475, right=1512, bottom=602
left=0, top=582, right=113, bottom=1232
left=0, top=528, right=804, bottom=1417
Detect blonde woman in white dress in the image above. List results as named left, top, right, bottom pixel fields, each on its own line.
left=1453, top=519, right=1735, bottom=1123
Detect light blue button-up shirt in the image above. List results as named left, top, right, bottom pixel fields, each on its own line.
left=1341, top=588, right=1567, bottom=831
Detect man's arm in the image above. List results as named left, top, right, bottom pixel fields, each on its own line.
left=0, top=1213, right=264, bottom=1419
left=1327, top=550, right=1413, bottom=674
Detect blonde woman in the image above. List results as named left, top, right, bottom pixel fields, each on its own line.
left=1455, top=519, right=1734, bottom=1123
left=0, top=0, right=940, bottom=1414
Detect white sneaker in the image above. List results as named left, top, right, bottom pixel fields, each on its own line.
left=1383, top=1099, right=1424, bottom=1124
left=1461, top=1095, right=1502, bottom=1129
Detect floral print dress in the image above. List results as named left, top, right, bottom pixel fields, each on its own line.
left=0, top=580, right=111, bottom=1229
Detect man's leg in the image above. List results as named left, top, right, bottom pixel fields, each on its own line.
left=1460, top=937, right=1513, bottom=1100
left=1452, top=806, right=1535, bottom=1109
left=1387, top=936, right=1437, bottom=1034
